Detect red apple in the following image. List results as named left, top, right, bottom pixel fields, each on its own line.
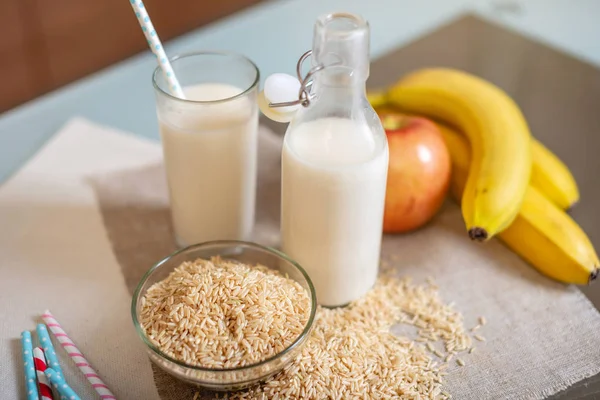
left=379, top=112, right=451, bottom=233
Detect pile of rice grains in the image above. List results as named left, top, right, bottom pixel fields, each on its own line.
left=141, top=256, right=485, bottom=399
left=227, top=275, right=485, bottom=399
left=140, top=257, right=311, bottom=369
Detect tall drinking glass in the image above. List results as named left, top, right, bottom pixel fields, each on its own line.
left=153, top=52, right=259, bottom=247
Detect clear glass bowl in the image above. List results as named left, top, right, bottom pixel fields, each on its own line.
left=131, top=241, right=317, bottom=391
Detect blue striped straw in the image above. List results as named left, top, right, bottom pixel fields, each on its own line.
left=37, top=324, right=63, bottom=378
left=21, top=331, right=39, bottom=400
left=45, top=368, right=81, bottom=400
left=37, top=324, right=68, bottom=400
left=128, top=0, right=186, bottom=99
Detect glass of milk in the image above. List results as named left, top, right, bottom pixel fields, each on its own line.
left=281, top=13, right=389, bottom=307
left=153, top=52, right=259, bottom=247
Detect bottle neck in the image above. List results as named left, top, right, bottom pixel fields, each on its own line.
left=311, top=66, right=367, bottom=101
left=312, top=13, right=370, bottom=84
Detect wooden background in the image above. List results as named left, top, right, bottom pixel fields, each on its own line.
left=0, top=0, right=262, bottom=113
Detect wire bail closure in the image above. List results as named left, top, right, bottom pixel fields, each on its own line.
left=268, top=50, right=323, bottom=109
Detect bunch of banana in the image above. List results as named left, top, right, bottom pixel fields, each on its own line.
left=367, top=68, right=597, bottom=284
left=373, top=98, right=579, bottom=210
left=387, top=68, right=533, bottom=241
left=438, top=123, right=597, bottom=284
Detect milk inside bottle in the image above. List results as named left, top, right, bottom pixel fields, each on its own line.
left=280, top=13, right=389, bottom=306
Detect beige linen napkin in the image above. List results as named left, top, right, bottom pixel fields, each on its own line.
left=2, top=117, right=598, bottom=399
left=87, top=120, right=600, bottom=400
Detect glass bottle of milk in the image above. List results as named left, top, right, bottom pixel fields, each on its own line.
left=281, top=13, right=389, bottom=307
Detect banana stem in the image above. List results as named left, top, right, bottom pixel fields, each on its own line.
left=468, top=228, right=488, bottom=241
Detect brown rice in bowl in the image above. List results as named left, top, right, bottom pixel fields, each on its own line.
left=131, top=241, right=316, bottom=390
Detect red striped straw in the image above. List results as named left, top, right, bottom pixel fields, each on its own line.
left=33, top=347, right=54, bottom=400
left=42, top=310, right=117, bottom=400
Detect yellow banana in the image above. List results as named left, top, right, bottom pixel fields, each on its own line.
left=387, top=68, right=532, bottom=241
left=438, top=123, right=598, bottom=285
left=368, top=90, right=580, bottom=211
left=530, top=142, right=579, bottom=209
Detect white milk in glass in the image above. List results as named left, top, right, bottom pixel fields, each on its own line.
left=281, top=117, right=389, bottom=306
left=158, top=83, right=258, bottom=246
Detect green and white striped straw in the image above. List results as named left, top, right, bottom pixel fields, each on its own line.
left=128, top=0, right=186, bottom=99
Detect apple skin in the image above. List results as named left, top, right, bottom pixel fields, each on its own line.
left=379, top=112, right=452, bottom=233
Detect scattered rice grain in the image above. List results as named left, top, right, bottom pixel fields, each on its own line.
left=474, top=334, right=486, bottom=342
left=147, top=264, right=473, bottom=399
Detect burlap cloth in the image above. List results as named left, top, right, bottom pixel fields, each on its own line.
left=1, top=118, right=599, bottom=399
left=89, top=122, right=600, bottom=400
